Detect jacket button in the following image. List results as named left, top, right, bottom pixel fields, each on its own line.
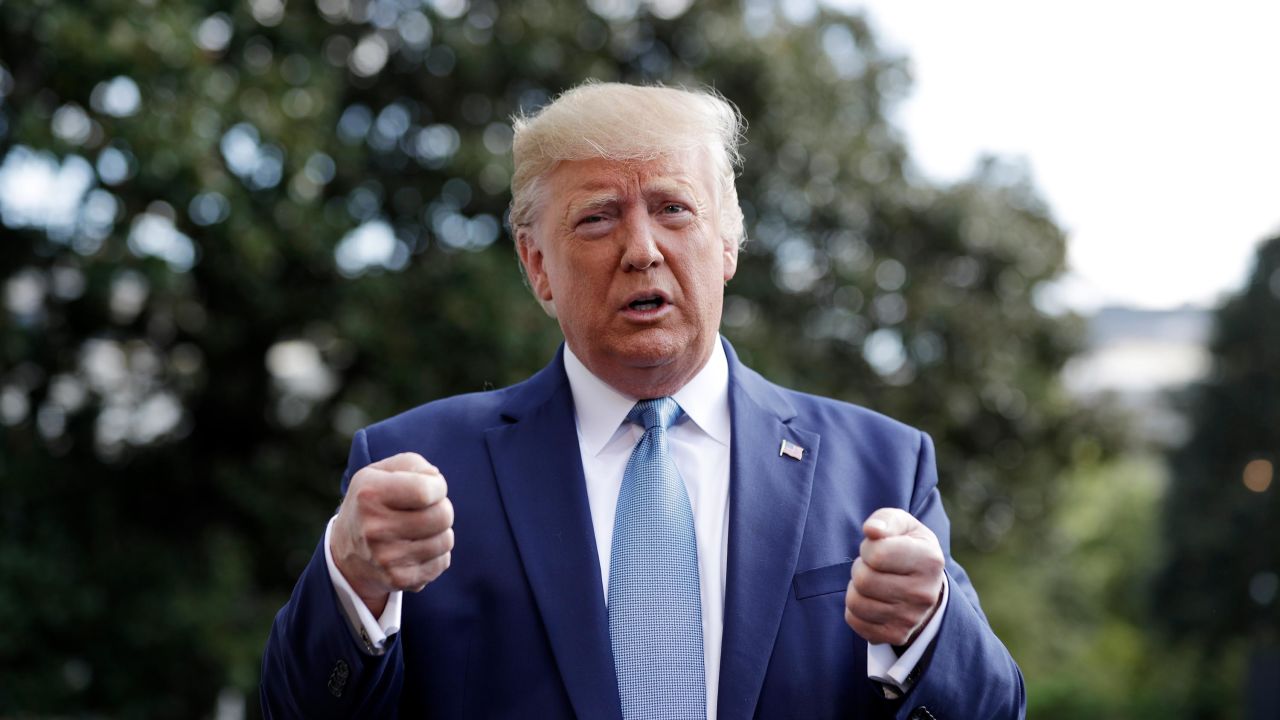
left=328, top=659, right=350, bottom=698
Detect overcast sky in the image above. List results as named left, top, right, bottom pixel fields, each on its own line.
left=835, top=0, right=1280, bottom=311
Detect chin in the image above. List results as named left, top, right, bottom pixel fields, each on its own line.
left=611, top=329, right=700, bottom=369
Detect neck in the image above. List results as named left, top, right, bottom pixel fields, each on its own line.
left=570, top=340, right=715, bottom=400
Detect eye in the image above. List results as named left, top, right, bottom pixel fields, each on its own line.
left=578, top=214, right=606, bottom=225
left=661, top=203, right=688, bottom=215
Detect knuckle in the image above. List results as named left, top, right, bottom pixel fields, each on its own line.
left=392, top=452, right=428, bottom=471
left=409, top=478, right=433, bottom=506
left=845, top=595, right=862, bottom=616
left=852, top=563, right=876, bottom=590
left=924, top=552, right=945, bottom=574
left=422, top=552, right=451, bottom=582
left=858, top=539, right=876, bottom=564
left=370, top=545, right=397, bottom=570
left=908, top=586, right=937, bottom=607
left=353, top=484, right=381, bottom=508
left=388, top=567, right=417, bottom=590
left=852, top=576, right=871, bottom=597
left=350, top=465, right=376, bottom=486
left=844, top=608, right=862, bottom=632
left=437, top=497, right=455, bottom=527
left=364, top=517, right=396, bottom=543
left=421, top=532, right=450, bottom=559
left=428, top=501, right=454, bottom=532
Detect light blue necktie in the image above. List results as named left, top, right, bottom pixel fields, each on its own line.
left=608, top=397, right=706, bottom=720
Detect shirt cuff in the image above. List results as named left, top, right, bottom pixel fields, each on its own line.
left=323, top=515, right=403, bottom=656
left=866, top=572, right=950, bottom=697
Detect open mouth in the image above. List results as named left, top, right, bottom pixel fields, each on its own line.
left=628, top=295, right=666, bottom=311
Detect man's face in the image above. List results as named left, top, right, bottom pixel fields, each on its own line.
left=517, top=151, right=739, bottom=398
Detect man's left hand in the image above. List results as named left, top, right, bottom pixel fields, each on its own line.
left=844, top=507, right=945, bottom=647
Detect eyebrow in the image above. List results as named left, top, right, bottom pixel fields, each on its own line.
left=565, top=192, right=622, bottom=216
left=561, top=177, right=699, bottom=219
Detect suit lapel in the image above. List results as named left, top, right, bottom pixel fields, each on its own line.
left=485, top=352, right=623, bottom=720
left=717, top=345, right=820, bottom=720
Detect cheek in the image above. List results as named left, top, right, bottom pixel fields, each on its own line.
left=552, top=250, right=609, bottom=302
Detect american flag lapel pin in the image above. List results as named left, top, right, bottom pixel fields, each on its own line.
left=779, top=439, right=804, bottom=461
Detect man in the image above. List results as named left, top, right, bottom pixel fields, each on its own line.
left=261, top=82, right=1024, bottom=719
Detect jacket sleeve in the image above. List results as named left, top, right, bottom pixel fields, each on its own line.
left=260, top=429, right=406, bottom=719
left=883, top=431, right=1026, bottom=720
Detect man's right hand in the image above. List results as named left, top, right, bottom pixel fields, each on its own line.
left=331, top=452, right=455, bottom=616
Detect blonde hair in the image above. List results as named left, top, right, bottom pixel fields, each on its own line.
left=508, top=81, right=746, bottom=247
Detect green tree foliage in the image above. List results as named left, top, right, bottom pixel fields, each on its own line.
left=0, top=0, right=1108, bottom=715
left=1155, top=235, right=1280, bottom=701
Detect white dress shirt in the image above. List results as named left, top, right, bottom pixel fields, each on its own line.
left=563, top=342, right=733, bottom=718
left=324, top=340, right=948, bottom=714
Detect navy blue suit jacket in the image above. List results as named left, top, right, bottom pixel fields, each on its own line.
left=262, top=340, right=1025, bottom=718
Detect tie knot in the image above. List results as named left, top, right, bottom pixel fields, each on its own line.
left=628, top=397, right=683, bottom=432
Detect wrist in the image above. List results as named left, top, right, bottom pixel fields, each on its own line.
left=357, top=590, right=390, bottom=617
left=894, top=583, right=945, bottom=653
left=330, top=531, right=390, bottom=616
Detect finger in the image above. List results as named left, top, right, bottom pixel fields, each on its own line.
left=844, top=604, right=886, bottom=641
left=366, top=497, right=454, bottom=542
left=846, top=577, right=929, bottom=646
left=845, top=580, right=900, bottom=625
left=379, top=471, right=448, bottom=511
left=852, top=557, right=917, bottom=602
left=400, top=497, right=454, bottom=539
left=386, top=551, right=451, bottom=592
left=845, top=605, right=914, bottom=646
left=853, top=558, right=942, bottom=608
left=368, top=452, right=437, bottom=474
left=859, top=535, right=932, bottom=575
left=374, top=529, right=455, bottom=569
left=862, top=507, right=918, bottom=540
left=398, top=528, right=455, bottom=565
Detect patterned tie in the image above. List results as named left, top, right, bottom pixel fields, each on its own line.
left=608, top=397, right=707, bottom=720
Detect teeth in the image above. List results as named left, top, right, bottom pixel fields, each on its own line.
left=630, top=297, right=662, bottom=310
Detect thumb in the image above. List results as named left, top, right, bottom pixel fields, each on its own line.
left=369, top=452, right=436, bottom=474
left=862, top=507, right=918, bottom=540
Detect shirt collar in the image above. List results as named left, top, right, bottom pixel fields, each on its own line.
left=563, top=338, right=731, bottom=457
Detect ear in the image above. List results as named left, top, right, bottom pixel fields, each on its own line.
left=516, top=226, right=554, bottom=302
left=722, top=234, right=739, bottom=283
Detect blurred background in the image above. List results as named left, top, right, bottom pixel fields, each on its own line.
left=1, top=0, right=1277, bottom=717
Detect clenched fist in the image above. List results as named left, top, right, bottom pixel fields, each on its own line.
left=845, top=508, right=945, bottom=647
left=330, top=452, right=455, bottom=616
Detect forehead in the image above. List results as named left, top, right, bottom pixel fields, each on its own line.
left=544, top=151, right=715, bottom=202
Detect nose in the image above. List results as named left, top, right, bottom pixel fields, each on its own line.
left=619, top=211, right=663, bottom=271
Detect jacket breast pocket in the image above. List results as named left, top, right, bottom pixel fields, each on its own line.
left=792, top=560, right=854, bottom=600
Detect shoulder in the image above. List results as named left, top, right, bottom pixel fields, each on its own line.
left=363, top=377, right=533, bottom=445
left=784, top=384, right=915, bottom=430
left=362, top=351, right=567, bottom=445
left=724, top=338, right=925, bottom=450
left=733, top=363, right=928, bottom=468
left=346, top=380, right=536, bottom=475
left=782, top=385, right=924, bottom=444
